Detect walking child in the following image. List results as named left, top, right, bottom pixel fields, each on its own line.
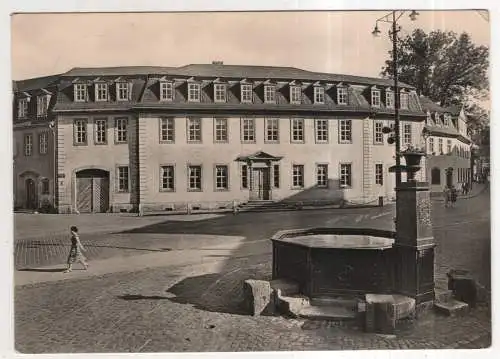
left=64, top=225, right=88, bottom=273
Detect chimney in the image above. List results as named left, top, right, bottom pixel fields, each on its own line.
left=212, top=61, right=224, bottom=65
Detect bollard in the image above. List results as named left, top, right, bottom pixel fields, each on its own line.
left=187, top=203, right=192, bottom=215
left=378, top=196, right=384, bottom=207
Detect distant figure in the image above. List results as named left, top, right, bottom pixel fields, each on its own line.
left=450, top=186, right=458, bottom=207
left=461, top=182, right=467, bottom=195
left=64, top=226, right=88, bottom=273
left=443, top=186, right=451, bottom=208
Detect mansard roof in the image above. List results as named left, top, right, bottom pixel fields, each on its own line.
left=419, top=96, right=462, bottom=116
left=13, top=74, right=61, bottom=92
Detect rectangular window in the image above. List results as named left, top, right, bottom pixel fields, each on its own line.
left=403, top=123, right=412, bottom=146
left=241, top=118, right=255, bottom=142
left=96, top=83, right=108, bottom=101
left=188, top=165, right=202, bottom=191
left=438, top=138, right=443, bottom=154
left=73, top=119, right=87, bottom=145
left=94, top=118, right=107, bottom=145
left=429, top=137, right=434, bottom=153
left=273, top=164, right=280, bottom=188
left=74, top=84, right=87, bottom=102
left=115, top=118, right=128, bottom=143
left=337, top=87, right=348, bottom=105
left=314, top=86, right=325, bottom=104
left=24, top=134, right=33, bottom=156
left=188, top=83, right=201, bottom=102
left=264, top=85, right=275, bottom=103
left=374, top=121, right=384, bottom=144
left=400, top=93, right=409, bottom=109
left=290, top=86, right=301, bottom=104
left=117, top=166, right=129, bottom=192
left=116, top=82, right=129, bottom=101
left=214, top=84, right=226, bottom=103
left=39, top=132, right=48, bottom=154
left=371, top=89, right=381, bottom=107
left=292, top=165, right=304, bottom=188
left=340, top=163, right=352, bottom=188
left=386, top=91, right=394, bottom=108
left=265, top=118, right=279, bottom=142
left=214, top=118, right=228, bottom=142
left=37, top=96, right=48, bottom=117
left=447, top=139, right=452, bottom=154
left=316, top=164, right=328, bottom=187
left=241, top=165, right=248, bottom=189
left=291, top=118, right=304, bottom=142
left=18, top=99, right=28, bottom=118
left=187, top=117, right=202, bottom=142
left=41, top=179, right=50, bottom=195
left=160, top=117, right=175, bottom=142
left=375, top=163, right=384, bottom=185
left=444, top=115, right=451, bottom=127
left=215, top=165, right=229, bottom=190
left=160, top=165, right=175, bottom=191
left=315, top=119, right=328, bottom=143
left=160, top=82, right=174, bottom=101
left=339, top=119, right=352, bottom=143
left=241, top=84, right=253, bottom=103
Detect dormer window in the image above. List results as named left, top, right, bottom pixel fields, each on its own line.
left=188, top=83, right=201, bottom=102
left=371, top=88, right=381, bottom=107
left=37, top=95, right=49, bottom=117
left=18, top=98, right=28, bottom=118
left=214, top=83, right=226, bottom=103
left=95, top=83, right=108, bottom=102
left=400, top=92, right=409, bottom=109
left=314, top=86, right=325, bottom=104
left=426, top=112, right=433, bottom=125
left=74, top=83, right=87, bottom=102
left=160, top=81, right=174, bottom=101
left=116, top=82, right=130, bottom=101
left=240, top=84, right=252, bottom=103
left=385, top=90, right=394, bottom=108
left=264, top=85, right=275, bottom=104
left=444, top=114, right=451, bottom=127
left=434, top=112, right=441, bottom=126
left=290, top=86, right=301, bottom=104
left=337, top=86, right=348, bottom=105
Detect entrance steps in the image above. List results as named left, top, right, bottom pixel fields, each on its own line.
left=238, top=200, right=298, bottom=212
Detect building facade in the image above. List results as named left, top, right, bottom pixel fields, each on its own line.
left=420, top=96, right=473, bottom=193
left=13, top=63, right=427, bottom=213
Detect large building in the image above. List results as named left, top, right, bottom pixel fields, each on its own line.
left=419, top=96, right=473, bottom=193
left=13, top=63, right=429, bottom=214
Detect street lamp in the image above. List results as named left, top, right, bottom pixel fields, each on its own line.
left=372, top=10, right=419, bottom=185
left=49, top=120, right=56, bottom=211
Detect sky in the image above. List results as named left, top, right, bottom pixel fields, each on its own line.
left=11, top=10, right=490, bottom=81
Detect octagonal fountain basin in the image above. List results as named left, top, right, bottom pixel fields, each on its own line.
left=271, top=228, right=397, bottom=298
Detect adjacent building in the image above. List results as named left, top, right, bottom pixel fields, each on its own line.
left=420, top=96, right=473, bottom=193
left=13, top=63, right=427, bottom=213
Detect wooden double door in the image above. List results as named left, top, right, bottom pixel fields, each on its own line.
left=250, top=167, right=271, bottom=200
left=76, top=169, right=110, bottom=213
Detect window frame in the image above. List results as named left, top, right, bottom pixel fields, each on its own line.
left=339, top=119, right=353, bottom=144
left=160, top=81, right=174, bottom=101
left=38, top=131, right=48, bottom=155
left=290, top=118, right=305, bottom=143
left=315, top=119, right=329, bottom=143
left=214, top=164, right=230, bottom=191
left=316, top=163, right=328, bottom=188
left=292, top=164, right=305, bottom=189
left=265, top=118, right=280, bottom=143
left=41, top=178, right=50, bottom=195
left=187, top=117, right=202, bottom=143
left=371, top=89, right=381, bottom=107
left=73, top=118, right=88, bottom=146
left=374, top=121, right=384, bottom=145
left=188, top=83, right=201, bottom=102
left=36, top=95, right=48, bottom=117
left=214, top=117, right=228, bottom=143
left=375, top=163, right=384, bottom=185
left=400, top=92, right=409, bottom=110
left=290, top=86, right=302, bottom=104
left=114, top=117, right=128, bottom=144
left=214, top=83, right=227, bottom=103
left=438, top=138, right=444, bottom=154
left=385, top=90, right=394, bottom=108
left=95, top=83, right=109, bottom=102
left=160, top=164, right=175, bottom=192
left=74, top=83, right=88, bottom=102
left=314, top=86, right=325, bottom=104
left=241, top=117, right=256, bottom=143
left=187, top=165, right=203, bottom=192
left=159, top=117, right=175, bottom=143
left=240, top=84, right=253, bottom=103
left=241, top=164, right=249, bottom=189
left=94, top=118, right=108, bottom=145
left=18, top=98, right=28, bottom=118
left=403, top=123, right=412, bottom=146
left=264, top=85, right=276, bottom=104
left=116, top=165, right=130, bottom=193
left=116, top=82, right=130, bottom=101
left=447, top=139, right=452, bottom=154
left=428, top=137, right=434, bottom=154
left=24, top=133, right=33, bottom=156
left=337, top=86, right=348, bottom=105
left=273, top=164, right=280, bottom=188
left=339, top=163, right=352, bottom=188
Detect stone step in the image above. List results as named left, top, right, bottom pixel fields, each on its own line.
left=434, top=288, right=454, bottom=303
left=298, top=304, right=358, bottom=321
left=278, top=294, right=310, bottom=317
left=270, top=279, right=299, bottom=296
left=310, top=296, right=359, bottom=310
left=434, top=299, right=469, bottom=317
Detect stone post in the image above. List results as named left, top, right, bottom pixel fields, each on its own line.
left=394, top=181, right=435, bottom=306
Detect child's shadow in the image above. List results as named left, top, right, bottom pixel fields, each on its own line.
left=17, top=267, right=67, bottom=273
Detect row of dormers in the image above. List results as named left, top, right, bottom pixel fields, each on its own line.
left=63, top=77, right=413, bottom=109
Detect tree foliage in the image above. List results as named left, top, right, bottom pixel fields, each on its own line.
left=381, top=29, right=489, bottom=108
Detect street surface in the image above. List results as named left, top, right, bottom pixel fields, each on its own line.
left=14, top=187, right=491, bottom=352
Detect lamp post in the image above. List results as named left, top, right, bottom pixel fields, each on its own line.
left=372, top=10, right=419, bottom=186
left=49, top=120, right=57, bottom=211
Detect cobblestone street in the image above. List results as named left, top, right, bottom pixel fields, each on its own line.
left=14, top=188, right=491, bottom=352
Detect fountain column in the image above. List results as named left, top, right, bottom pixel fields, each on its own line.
left=394, top=152, right=435, bottom=305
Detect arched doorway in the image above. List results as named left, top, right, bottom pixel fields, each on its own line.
left=25, top=178, right=37, bottom=209
left=76, top=169, right=110, bottom=213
